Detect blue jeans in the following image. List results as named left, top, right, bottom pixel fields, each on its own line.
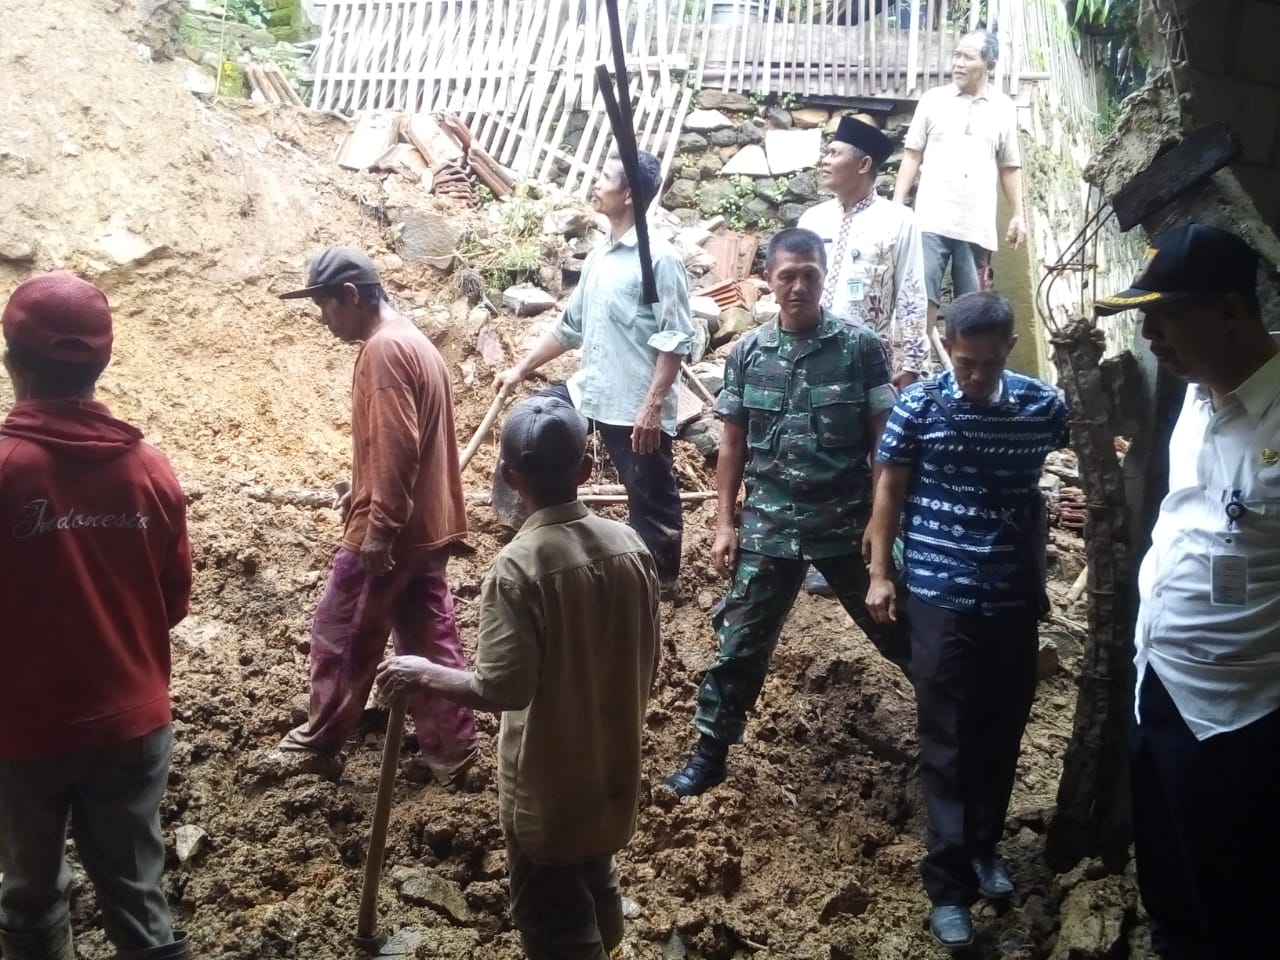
left=922, top=232, right=989, bottom=305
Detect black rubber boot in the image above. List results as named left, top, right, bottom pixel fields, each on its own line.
left=117, top=930, right=191, bottom=960
left=662, top=736, right=728, bottom=798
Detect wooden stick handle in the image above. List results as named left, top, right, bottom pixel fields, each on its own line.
left=681, top=361, right=716, bottom=406
left=459, top=386, right=514, bottom=472
left=356, top=696, right=408, bottom=942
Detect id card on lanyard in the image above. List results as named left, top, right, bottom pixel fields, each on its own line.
left=1211, top=490, right=1249, bottom=606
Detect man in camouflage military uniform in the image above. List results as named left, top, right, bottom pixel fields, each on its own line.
left=663, top=228, right=911, bottom=799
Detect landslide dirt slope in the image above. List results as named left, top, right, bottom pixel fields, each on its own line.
left=1, top=4, right=1139, bottom=959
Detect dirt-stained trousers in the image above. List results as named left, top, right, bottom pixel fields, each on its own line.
left=694, top=550, right=911, bottom=745
left=505, top=833, right=622, bottom=960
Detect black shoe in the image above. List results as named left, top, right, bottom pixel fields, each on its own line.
left=973, top=856, right=1014, bottom=900
left=929, top=905, right=974, bottom=948
left=662, top=743, right=727, bottom=798
left=802, top=568, right=835, bottom=597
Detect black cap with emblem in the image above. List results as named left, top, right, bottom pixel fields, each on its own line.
left=1095, top=222, right=1259, bottom=317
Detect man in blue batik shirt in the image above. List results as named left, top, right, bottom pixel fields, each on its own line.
left=863, top=291, right=1068, bottom=949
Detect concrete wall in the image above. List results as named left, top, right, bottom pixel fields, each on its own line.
left=1177, top=0, right=1280, bottom=235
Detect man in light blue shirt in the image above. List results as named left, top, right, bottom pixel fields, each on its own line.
left=495, top=150, right=695, bottom=592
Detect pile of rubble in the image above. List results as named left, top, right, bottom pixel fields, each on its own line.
left=336, top=110, right=516, bottom=208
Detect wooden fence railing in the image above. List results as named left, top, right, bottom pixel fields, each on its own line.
left=697, top=0, right=1030, bottom=99
left=305, top=0, right=1042, bottom=194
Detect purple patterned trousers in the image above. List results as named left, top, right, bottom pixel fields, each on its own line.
left=282, top=547, right=476, bottom=767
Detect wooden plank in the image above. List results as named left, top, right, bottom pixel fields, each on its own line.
left=419, top=0, right=445, bottom=112
left=414, top=0, right=435, bottom=111
left=398, top=1, right=419, bottom=110
left=653, top=83, right=693, bottom=192
left=309, top=0, right=337, bottom=108
left=761, top=0, right=778, bottom=97
left=344, top=1, right=363, bottom=106
left=867, top=0, right=876, bottom=95
left=404, top=111, right=465, bottom=165
left=695, top=0, right=714, bottom=90
left=906, top=0, right=920, bottom=94
left=654, top=0, right=671, bottom=99
left=937, top=0, right=948, bottom=92
left=373, top=1, right=397, bottom=109
left=804, top=0, right=814, bottom=95
left=506, top=0, right=566, bottom=168
left=491, top=3, right=546, bottom=164
left=1008, top=0, right=1021, bottom=98
left=535, top=10, right=585, bottom=179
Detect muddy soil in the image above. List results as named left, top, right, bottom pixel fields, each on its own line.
left=1, top=4, right=1152, bottom=959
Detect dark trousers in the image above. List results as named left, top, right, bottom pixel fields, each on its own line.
left=1131, top=670, right=1280, bottom=960
left=505, top=833, right=622, bottom=960
left=906, top=594, right=1038, bottom=905
left=493, top=383, right=683, bottom=583
left=694, top=551, right=910, bottom=744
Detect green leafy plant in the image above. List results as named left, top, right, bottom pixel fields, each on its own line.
left=222, top=0, right=269, bottom=30
left=711, top=175, right=759, bottom=231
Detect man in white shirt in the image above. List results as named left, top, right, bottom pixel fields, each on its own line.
left=1096, top=222, right=1279, bottom=960
left=799, top=115, right=928, bottom=389
left=893, top=30, right=1025, bottom=340
left=798, top=115, right=928, bottom=598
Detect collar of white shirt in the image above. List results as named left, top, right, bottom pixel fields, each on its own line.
left=1192, top=347, right=1280, bottom=419
left=949, top=82, right=990, bottom=103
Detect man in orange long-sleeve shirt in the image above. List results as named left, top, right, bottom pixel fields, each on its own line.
left=264, top=248, right=477, bottom=784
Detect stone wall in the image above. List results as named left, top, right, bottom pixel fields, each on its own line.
left=554, top=91, right=914, bottom=232
left=658, top=91, right=916, bottom=230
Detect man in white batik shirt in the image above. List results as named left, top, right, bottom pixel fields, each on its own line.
left=799, top=114, right=928, bottom=596
left=801, top=115, right=928, bottom=389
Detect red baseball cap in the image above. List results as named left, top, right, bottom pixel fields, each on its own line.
left=2, top=272, right=114, bottom=366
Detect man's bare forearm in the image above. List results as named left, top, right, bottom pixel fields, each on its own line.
left=421, top=663, right=516, bottom=713
left=999, top=166, right=1025, bottom=219
left=868, top=466, right=910, bottom=579
left=894, top=149, right=923, bottom=204
left=514, top=331, right=571, bottom=379
left=642, top=351, right=682, bottom=410
left=716, top=421, right=748, bottom=530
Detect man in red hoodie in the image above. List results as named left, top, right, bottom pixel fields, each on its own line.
left=0, top=273, right=192, bottom=960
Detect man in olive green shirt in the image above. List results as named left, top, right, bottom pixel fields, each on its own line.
left=377, top=396, right=660, bottom=960
left=664, top=228, right=910, bottom=799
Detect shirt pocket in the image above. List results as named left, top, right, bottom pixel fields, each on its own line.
left=608, top=277, right=642, bottom=328
left=810, top=382, right=865, bottom=448
left=742, top=383, right=784, bottom=450
left=1239, top=491, right=1280, bottom=582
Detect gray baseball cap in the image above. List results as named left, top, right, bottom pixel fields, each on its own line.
left=500, top=396, right=588, bottom=479
left=279, top=246, right=381, bottom=299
